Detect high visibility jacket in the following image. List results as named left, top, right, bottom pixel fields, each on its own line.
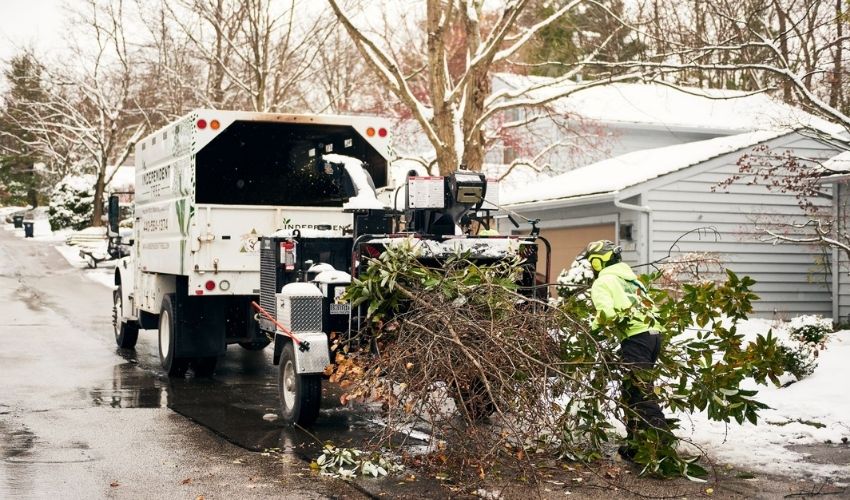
left=590, top=262, right=655, bottom=339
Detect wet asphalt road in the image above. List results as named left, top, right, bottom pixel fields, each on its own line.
left=0, top=228, right=406, bottom=499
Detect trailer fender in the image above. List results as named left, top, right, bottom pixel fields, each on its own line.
left=273, top=333, right=329, bottom=373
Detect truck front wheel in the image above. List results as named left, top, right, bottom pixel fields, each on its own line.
left=113, top=285, right=139, bottom=349
left=159, top=294, right=190, bottom=377
left=278, top=341, right=321, bottom=426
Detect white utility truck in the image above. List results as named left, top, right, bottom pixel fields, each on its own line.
left=111, top=109, right=547, bottom=426
left=111, top=110, right=392, bottom=377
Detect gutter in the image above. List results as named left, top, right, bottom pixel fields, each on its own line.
left=614, top=195, right=652, bottom=264
left=504, top=192, right=616, bottom=212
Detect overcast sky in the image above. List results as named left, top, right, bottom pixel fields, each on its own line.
left=0, top=0, right=65, bottom=63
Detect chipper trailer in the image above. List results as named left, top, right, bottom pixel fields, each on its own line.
left=110, top=109, right=549, bottom=425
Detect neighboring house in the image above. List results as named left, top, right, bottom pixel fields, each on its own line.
left=488, top=74, right=842, bottom=172
left=500, top=130, right=848, bottom=317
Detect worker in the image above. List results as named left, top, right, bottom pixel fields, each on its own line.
left=582, top=240, right=668, bottom=460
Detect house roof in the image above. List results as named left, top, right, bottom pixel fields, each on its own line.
left=502, top=130, right=786, bottom=206
left=823, top=150, right=850, bottom=173
left=493, top=74, right=845, bottom=136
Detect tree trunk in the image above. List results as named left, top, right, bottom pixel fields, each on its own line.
left=90, top=169, right=106, bottom=227
left=773, top=0, right=793, bottom=102
left=27, top=164, right=38, bottom=208
left=830, top=0, right=844, bottom=109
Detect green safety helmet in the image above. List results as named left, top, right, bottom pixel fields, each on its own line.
left=583, top=240, right=622, bottom=272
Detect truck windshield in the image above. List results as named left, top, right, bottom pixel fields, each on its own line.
left=195, top=120, right=387, bottom=207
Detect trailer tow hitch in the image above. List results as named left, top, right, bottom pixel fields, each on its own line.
left=250, top=301, right=311, bottom=351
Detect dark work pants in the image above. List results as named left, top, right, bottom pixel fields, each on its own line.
left=620, top=331, right=667, bottom=439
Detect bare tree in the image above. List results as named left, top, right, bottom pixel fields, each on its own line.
left=329, top=0, right=644, bottom=175
left=626, top=0, right=850, bottom=126
left=6, top=0, right=148, bottom=226
left=158, top=0, right=334, bottom=112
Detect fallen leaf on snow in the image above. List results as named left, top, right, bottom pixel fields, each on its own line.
left=181, top=478, right=192, bottom=485
left=109, top=481, right=119, bottom=488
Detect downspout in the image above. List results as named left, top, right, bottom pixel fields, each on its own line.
left=832, top=182, right=840, bottom=323
left=614, top=195, right=652, bottom=265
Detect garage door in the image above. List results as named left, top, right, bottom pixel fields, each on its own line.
left=518, top=223, right=616, bottom=281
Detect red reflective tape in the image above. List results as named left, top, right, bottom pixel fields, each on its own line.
left=250, top=301, right=302, bottom=346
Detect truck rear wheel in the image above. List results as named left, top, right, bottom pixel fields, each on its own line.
left=113, top=286, right=139, bottom=349
left=159, top=294, right=190, bottom=377
left=278, top=341, right=321, bottom=426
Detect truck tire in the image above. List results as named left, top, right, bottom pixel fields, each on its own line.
left=278, top=341, right=321, bottom=426
left=113, top=286, right=139, bottom=349
left=238, top=339, right=271, bottom=351
left=159, top=294, right=190, bottom=377
left=192, top=356, right=218, bottom=377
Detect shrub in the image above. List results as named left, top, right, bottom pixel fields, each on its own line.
left=777, top=341, right=818, bottom=380
left=48, top=175, right=95, bottom=231
left=788, top=315, right=832, bottom=346
left=336, top=242, right=785, bottom=483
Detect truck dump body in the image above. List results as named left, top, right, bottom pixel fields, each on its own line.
left=196, top=121, right=387, bottom=206
left=132, top=110, right=390, bottom=299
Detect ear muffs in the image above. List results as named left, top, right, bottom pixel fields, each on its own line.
left=589, top=250, right=614, bottom=272
left=590, top=256, right=603, bottom=272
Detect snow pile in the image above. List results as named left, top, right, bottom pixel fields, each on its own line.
left=48, top=174, right=95, bottom=231
left=678, top=318, right=850, bottom=480
left=371, top=235, right=522, bottom=259
left=323, top=153, right=386, bottom=210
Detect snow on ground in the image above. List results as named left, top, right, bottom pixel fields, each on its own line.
left=2, top=210, right=118, bottom=290
left=53, top=240, right=116, bottom=289
left=677, top=318, right=850, bottom=480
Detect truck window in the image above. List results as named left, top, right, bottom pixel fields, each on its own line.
left=195, top=121, right=387, bottom=207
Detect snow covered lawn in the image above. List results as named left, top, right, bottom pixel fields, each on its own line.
left=678, top=318, right=850, bottom=481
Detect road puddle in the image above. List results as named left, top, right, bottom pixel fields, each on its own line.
left=97, top=356, right=391, bottom=461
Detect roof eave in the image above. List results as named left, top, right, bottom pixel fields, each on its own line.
left=504, top=192, right=616, bottom=211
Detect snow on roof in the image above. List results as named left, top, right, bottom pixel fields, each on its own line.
left=493, top=74, right=845, bottom=136
left=822, top=150, right=850, bottom=173
left=502, top=130, right=786, bottom=206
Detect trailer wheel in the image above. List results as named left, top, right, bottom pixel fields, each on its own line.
left=113, top=286, right=139, bottom=349
left=278, top=342, right=321, bottom=426
left=238, top=339, right=271, bottom=351
left=159, top=294, right=190, bottom=377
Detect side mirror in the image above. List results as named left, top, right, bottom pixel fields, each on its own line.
left=107, top=194, right=120, bottom=236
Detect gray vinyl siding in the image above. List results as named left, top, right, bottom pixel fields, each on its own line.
left=644, top=133, right=837, bottom=317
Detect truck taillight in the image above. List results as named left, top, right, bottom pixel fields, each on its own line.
left=197, top=119, right=207, bottom=129
left=210, top=119, right=220, bottom=130
left=281, top=241, right=297, bottom=271
left=205, top=280, right=216, bottom=291
left=366, top=127, right=375, bottom=137
left=378, top=127, right=387, bottom=137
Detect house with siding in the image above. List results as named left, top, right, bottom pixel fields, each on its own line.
left=487, top=75, right=842, bottom=172
left=500, top=130, right=847, bottom=317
